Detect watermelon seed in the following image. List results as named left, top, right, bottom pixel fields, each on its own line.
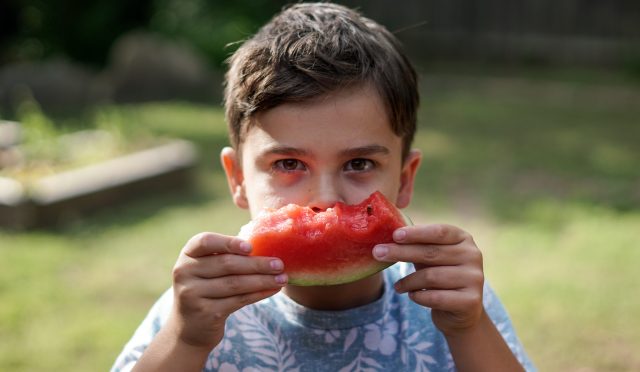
left=366, top=205, right=373, bottom=215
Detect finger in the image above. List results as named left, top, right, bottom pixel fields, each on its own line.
left=408, top=289, right=482, bottom=313
left=394, top=266, right=483, bottom=293
left=174, top=274, right=287, bottom=311
left=175, top=284, right=282, bottom=319
left=177, top=255, right=284, bottom=279
left=183, top=232, right=251, bottom=258
left=192, top=274, right=288, bottom=299
left=372, top=242, right=466, bottom=265
left=393, top=224, right=471, bottom=245
left=215, top=288, right=283, bottom=315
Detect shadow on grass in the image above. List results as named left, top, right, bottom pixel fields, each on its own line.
left=415, top=75, right=640, bottom=222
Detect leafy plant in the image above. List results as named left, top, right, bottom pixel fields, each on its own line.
left=0, top=99, right=161, bottom=183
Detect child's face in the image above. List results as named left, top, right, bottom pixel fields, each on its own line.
left=222, top=85, right=421, bottom=217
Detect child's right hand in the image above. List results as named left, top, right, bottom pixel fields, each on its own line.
left=167, top=232, right=288, bottom=350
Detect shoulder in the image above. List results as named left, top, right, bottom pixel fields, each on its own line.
left=111, top=288, right=174, bottom=372
left=480, top=282, right=537, bottom=371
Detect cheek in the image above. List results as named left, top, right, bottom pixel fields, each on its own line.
left=342, top=180, right=399, bottom=206
left=245, top=180, right=302, bottom=216
left=356, top=175, right=402, bottom=205
left=272, top=173, right=306, bottom=188
left=249, top=173, right=305, bottom=199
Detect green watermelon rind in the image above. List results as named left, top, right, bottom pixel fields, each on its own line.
left=288, top=261, right=394, bottom=286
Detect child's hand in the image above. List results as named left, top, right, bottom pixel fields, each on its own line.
left=168, top=232, right=288, bottom=349
left=373, top=224, right=484, bottom=336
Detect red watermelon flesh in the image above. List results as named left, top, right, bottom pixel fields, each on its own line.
left=240, top=191, right=408, bottom=286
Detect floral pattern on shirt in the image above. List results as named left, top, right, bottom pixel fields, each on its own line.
left=112, top=263, right=536, bottom=372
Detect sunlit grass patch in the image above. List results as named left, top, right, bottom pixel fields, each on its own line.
left=482, top=201, right=640, bottom=371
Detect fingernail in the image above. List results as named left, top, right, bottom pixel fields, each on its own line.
left=373, top=245, right=388, bottom=259
left=240, top=241, right=252, bottom=253
left=393, top=229, right=406, bottom=241
left=275, top=273, right=288, bottom=284
left=270, top=259, right=283, bottom=270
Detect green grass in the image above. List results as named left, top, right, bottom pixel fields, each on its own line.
left=1, top=71, right=639, bottom=371
left=484, top=202, right=640, bottom=371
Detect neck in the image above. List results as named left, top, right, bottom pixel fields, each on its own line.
left=282, top=273, right=385, bottom=311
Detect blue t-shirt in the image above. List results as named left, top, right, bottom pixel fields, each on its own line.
left=112, top=263, right=535, bottom=371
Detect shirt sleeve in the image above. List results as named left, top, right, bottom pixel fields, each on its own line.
left=483, top=282, right=537, bottom=371
left=110, top=288, right=174, bottom=372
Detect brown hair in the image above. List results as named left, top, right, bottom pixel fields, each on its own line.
left=224, top=2, right=419, bottom=159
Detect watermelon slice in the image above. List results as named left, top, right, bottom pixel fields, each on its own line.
left=239, top=191, right=409, bottom=286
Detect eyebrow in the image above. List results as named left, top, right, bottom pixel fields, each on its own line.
left=340, top=144, right=390, bottom=158
left=259, top=144, right=390, bottom=159
left=259, top=145, right=309, bottom=157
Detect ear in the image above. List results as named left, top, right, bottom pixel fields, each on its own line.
left=220, top=147, right=249, bottom=209
left=396, top=149, right=422, bottom=209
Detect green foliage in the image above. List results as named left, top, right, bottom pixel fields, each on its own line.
left=148, top=0, right=289, bottom=68
left=17, top=98, right=57, bottom=143
left=1, top=0, right=288, bottom=67
left=14, top=98, right=60, bottom=165
left=1, top=101, right=161, bottom=183
left=1, top=0, right=154, bottom=65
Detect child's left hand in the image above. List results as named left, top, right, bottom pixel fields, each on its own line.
left=373, top=224, right=485, bottom=336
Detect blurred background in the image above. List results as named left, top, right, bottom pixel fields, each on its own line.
left=0, top=0, right=638, bottom=371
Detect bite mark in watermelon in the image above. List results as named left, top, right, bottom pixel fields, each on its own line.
left=240, top=191, right=409, bottom=286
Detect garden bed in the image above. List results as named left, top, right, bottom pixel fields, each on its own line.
left=0, top=120, right=197, bottom=229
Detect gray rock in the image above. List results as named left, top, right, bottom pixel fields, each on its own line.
left=106, top=32, right=221, bottom=103
left=0, top=59, right=109, bottom=113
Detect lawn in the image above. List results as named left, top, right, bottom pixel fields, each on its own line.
left=1, top=70, right=639, bottom=371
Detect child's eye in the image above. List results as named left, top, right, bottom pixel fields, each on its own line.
left=274, top=159, right=306, bottom=172
left=344, top=158, right=374, bottom=172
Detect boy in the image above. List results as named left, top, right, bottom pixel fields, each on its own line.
left=113, top=3, right=534, bottom=371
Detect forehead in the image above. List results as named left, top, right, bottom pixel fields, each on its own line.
left=242, top=85, right=399, bottom=154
